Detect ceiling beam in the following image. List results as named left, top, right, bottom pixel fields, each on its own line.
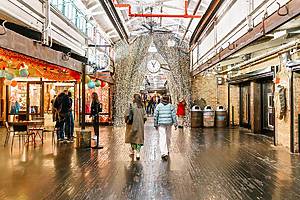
left=98, top=0, right=129, bottom=43
left=180, top=0, right=203, bottom=46
left=190, top=0, right=223, bottom=46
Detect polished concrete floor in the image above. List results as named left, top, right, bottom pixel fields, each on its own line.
left=1, top=120, right=300, bottom=200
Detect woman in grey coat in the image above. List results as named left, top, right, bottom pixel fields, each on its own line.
left=125, top=94, right=147, bottom=160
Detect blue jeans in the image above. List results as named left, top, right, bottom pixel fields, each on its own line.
left=56, top=120, right=65, bottom=140
left=69, top=111, right=74, bottom=138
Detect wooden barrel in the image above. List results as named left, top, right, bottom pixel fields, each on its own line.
left=203, top=106, right=215, bottom=127
left=191, top=106, right=203, bottom=128
left=215, top=106, right=227, bottom=128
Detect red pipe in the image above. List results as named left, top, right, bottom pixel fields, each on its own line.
left=185, top=0, right=188, bottom=15
left=114, top=1, right=201, bottom=19
left=130, top=13, right=201, bottom=18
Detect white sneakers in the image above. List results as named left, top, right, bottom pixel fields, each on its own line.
left=136, top=152, right=140, bottom=160
left=130, top=148, right=140, bottom=160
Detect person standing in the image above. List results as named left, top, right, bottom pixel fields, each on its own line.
left=90, top=92, right=103, bottom=148
left=125, top=94, right=146, bottom=160
left=154, top=95, right=177, bottom=161
left=176, top=98, right=186, bottom=129
left=66, top=91, right=74, bottom=141
left=54, top=90, right=71, bottom=141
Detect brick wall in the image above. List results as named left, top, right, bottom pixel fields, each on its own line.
left=293, top=73, right=300, bottom=153
left=192, top=75, right=229, bottom=107
left=192, top=75, right=217, bottom=108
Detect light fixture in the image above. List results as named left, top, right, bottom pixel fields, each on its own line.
left=217, top=77, right=223, bottom=85
left=167, top=39, right=176, bottom=47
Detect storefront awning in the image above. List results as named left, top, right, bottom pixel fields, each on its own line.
left=0, top=47, right=81, bottom=81
left=228, top=66, right=274, bottom=84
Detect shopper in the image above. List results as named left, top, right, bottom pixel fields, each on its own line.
left=154, top=95, right=177, bottom=161
left=147, top=97, right=153, bottom=116
left=125, top=94, right=146, bottom=160
left=90, top=92, right=102, bottom=147
left=65, top=91, right=74, bottom=141
left=54, top=90, right=71, bottom=141
left=176, top=98, right=186, bottom=129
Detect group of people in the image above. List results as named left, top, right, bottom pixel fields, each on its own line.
left=125, top=94, right=186, bottom=161
left=52, top=90, right=74, bottom=142
left=144, top=96, right=160, bottom=116
left=52, top=90, right=103, bottom=145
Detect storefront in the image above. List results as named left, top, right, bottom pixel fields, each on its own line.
left=229, top=67, right=275, bottom=139
left=82, top=71, right=114, bottom=125
left=0, top=47, right=81, bottom=124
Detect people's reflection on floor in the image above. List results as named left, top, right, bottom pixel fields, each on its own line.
left=52, top=143, right=74, bottom=198
left=123, top=160, right=144, bottom=199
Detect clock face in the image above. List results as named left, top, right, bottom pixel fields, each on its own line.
left=147, top=60, right=160, bottom=73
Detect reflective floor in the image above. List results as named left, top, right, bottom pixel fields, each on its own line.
left=1, top=120, right=300, bottom=200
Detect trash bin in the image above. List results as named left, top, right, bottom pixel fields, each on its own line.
left=203, top=106, right=215, bottom=127
left=191, top=105, right=203, bottom=128
left=76, top=130, right=91, bottom=148
left=215, top=106, right=227, bottom=128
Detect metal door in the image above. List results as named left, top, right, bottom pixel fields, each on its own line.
left=240, top=84, right=251, bottom=128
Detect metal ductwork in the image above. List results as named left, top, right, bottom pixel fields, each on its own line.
left=98, top=0, right=128, bottom=43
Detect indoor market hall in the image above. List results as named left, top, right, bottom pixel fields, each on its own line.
left=1, top=0, right=300, bottom=200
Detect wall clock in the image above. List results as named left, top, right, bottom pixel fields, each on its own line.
left=147, top=60, right=160, bottom=73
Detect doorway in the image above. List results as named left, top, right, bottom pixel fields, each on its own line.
left=261, top=80, right=275, bottom=137
left=240, top=83, right=251, bottom=129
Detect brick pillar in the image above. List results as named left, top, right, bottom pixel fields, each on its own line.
left=293, top=73, right=300, bottom=153
left=229, top=85, right=240, bottom=126
left=274, top=68, right=291, bottom=149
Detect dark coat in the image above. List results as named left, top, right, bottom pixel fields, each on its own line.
left=54, top=93, right=71, bottom=122
left=91, top=101, right=102, bottom=117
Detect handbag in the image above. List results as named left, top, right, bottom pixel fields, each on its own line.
left=126, top=105, right=133, bottom=125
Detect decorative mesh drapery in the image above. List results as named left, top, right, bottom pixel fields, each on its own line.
left=114, top=34, right=191, bottom=126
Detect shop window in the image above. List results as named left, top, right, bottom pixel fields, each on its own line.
left=28, top=84, right=42, bottom=115
left=85, top=84, right=110, bottom=123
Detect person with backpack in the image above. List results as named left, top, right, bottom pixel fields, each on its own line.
left=154, top=95, right=178, bottom=161
left=125, top=94, right=147, bottom=160
left=54, top=90, right=71, bottom=141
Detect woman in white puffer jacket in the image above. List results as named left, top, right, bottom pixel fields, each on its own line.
left=154, top=95, right=178, bottom=161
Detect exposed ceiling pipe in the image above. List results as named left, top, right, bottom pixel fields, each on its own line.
left=114, top=0, right=201, bottom=18
left=98, top=0, right=129, bottom=43
left=179, top=0, right=202, bottom=46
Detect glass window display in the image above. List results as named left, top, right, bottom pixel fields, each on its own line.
left=29, top=83, right=41, bottom=114
left=85, top=82, right=110, bottom=123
